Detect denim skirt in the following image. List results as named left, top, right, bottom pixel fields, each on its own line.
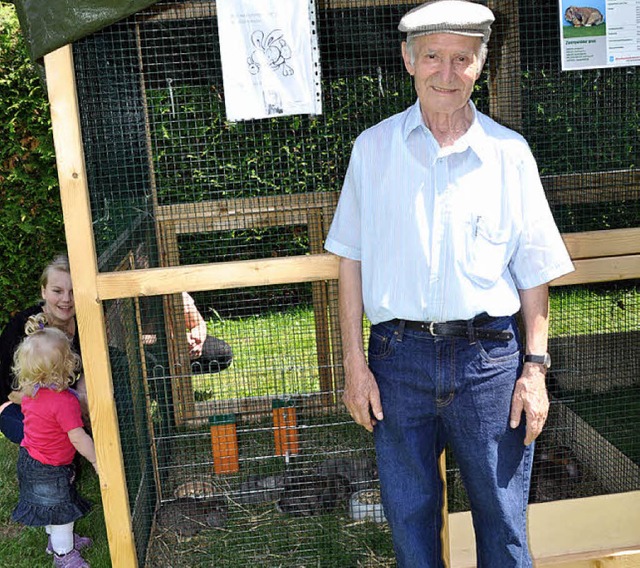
left=12, top=447, right=91, bottom=527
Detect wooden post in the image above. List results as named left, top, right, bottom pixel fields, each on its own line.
left=487, top=0, right=522, bottom=132
left=44, top=45, right=138, bottom=568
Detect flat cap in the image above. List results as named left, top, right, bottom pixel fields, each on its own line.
left=398, top=1, right=495, bottom=43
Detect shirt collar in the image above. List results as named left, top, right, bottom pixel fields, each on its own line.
left=403, top=99, right=492, bottom=162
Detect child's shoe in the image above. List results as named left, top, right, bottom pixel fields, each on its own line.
left=52, top=548, right=90, bottom=568
left=46, top=533, right=93, bottom=555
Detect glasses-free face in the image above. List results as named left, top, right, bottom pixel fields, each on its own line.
left=402, top=33, right=483, bottom=122
left=41, top=269, right=75, bottom=325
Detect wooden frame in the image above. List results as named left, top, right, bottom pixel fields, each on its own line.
left=43, top=0, right=640, bottom=559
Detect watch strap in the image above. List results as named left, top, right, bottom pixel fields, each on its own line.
left=523, top=353, right=551, bottom=369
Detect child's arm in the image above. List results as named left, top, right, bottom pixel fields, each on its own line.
left=68, top=427, right=99, bottom=474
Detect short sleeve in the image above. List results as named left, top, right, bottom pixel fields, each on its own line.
left=324, top=142, right=363, bottom=260
left=54, top=390, right=84, bottom=433
left=509, top=152, right=574, bottom=289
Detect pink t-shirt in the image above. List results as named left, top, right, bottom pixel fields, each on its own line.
left=21, top=388, right=84, bottom=466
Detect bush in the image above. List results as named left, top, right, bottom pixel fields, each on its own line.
left=0, top=3, right=65, bottom=327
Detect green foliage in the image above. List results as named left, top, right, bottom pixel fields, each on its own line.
left=0, top=3, right=65, bottom=327
left=147, top=74, right=406, bottom=205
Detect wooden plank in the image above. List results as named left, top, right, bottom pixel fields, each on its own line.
left=561, top=228, right=640, bottom=260
left=544, top=170, right=640, bottom=206
left=309, top=210, right=333, bottom=399
left=538, top=548, right=640, bottom=567
left=96, top=249, right=640, bottom=300
left=551, top=255, right=640, bottom=286
left=155, top=193, right=338, bottom=224
left=449, top=492, right=640, bottom=568
left=487, top=0, right=522, bottom=132
left=97, top=254, right=341, bottom=300
left=439, top=452, right=451, bottom=567
left=44, top=45, right=138, bottom=568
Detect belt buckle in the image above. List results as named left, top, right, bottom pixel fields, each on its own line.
left=428, top=321, right=437, bottom=336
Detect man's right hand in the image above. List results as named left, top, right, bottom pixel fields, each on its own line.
left=342, top=355, right=383, bottom=432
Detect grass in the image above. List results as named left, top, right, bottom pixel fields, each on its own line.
left=567, top=385, right=640, bottom=465
left=549, top=285, right=640, bottom=337
left=562, top=23, right=607, bottom=39
left=191, top=306, right=321, bottom=402
left=2, top=287, right=638, bottom=566
left=0, top=436, right=111, bottom=567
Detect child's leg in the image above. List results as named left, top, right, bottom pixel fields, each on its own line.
left=46, top=525, right=93, bottom=555
left=48, top=522, right=74, bottom=555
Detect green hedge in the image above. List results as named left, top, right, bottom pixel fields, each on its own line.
left=0, top=3, right=65, bottom=328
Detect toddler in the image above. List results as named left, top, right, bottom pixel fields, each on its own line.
left=11, top=322, right=97, bottom=568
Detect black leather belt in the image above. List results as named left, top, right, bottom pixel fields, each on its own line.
left=386, top=313, right=513, bottom=342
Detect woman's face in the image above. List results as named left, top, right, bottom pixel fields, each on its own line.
left=41, top=269, right=75, bottom=323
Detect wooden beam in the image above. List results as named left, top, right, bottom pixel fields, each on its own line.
left=449, top=491, right=640, bottom=568
left=562, top=228, right=640, bottom=260
left=44, top=45, right=138, bottom=568
left=96, top=254, right=340, bottom=300
left=155, top=193, right=338, bottom=230
left=551, top=254, right=640, bottom=286
left=544, top=170, right=640, bottom=206
left=487, top=0, right=522, bottom=132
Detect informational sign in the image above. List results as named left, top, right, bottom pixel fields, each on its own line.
left=559, top=0, right=640, bottom=70
left=216, top=0, right=322, bottom=121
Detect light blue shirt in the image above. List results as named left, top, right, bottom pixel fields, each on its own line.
left=325, top=100, right=575, bottom=325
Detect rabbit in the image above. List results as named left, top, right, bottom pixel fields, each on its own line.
left=314, top=456, right=377, bottom=491
left=276, top=473, right=351, bottom=517
left=564, top=6, right=604, bottom=27
left=233, top=474, right=286, bottom=504
left=156, top=496, right=228, bottom=537
left=530, top=444, right=583, bottom=503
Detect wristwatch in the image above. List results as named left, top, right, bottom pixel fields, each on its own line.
left=523, top=353, right=551, bottom=370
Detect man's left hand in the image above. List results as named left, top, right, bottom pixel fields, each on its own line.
left=509, top=364, right=549, bottom=445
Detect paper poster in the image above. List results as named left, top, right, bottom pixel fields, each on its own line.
left=216, top=0, right=322, bottom=121
left=560, top=0, right=640, bottom=70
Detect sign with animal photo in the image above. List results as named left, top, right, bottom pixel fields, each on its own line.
left=560, top=0, right=640, bottom=70
left=216, top=0, right=322, bottom=121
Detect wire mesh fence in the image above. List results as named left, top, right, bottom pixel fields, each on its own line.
left=68, top=0, right=639, bottom=565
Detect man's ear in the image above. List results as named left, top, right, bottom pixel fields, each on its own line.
left=401, top=41, right=415, bottom=76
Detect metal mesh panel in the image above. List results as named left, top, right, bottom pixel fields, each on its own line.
left=68, top=0, right=639, bottom=565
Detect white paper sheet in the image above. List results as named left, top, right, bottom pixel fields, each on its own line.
left=559, top=0, right=640, bottom=70
left=217, top=0, right=322, bottom=121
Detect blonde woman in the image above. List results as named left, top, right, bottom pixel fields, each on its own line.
left=0, top=255, right=86, bottom=443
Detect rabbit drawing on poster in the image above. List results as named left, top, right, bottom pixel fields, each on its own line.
left=247, top=29, right=294, bottom=76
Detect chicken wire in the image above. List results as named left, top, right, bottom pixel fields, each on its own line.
left=67, top=0, right=639, bottom=565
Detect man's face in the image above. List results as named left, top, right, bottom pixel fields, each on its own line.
left=402, top=33, right=483, bottom=118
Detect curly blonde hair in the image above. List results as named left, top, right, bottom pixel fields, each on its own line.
left=12, top=325, right=80, bottom=397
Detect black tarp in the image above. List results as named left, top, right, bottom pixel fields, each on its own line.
left=11, top=0, right=161, bottom=61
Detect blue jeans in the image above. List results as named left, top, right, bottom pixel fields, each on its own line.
left=369, top=316, right=534, bottom=568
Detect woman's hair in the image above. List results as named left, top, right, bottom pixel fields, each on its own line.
left=12, top=324, right=80, bottom=397
left=39, top=254, right=70, bottom=289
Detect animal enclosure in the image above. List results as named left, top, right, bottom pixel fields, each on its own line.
left=42, top=0, right=639, bottom=566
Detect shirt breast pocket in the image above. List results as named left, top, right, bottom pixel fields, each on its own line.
left=464, top=218, right=512, bottom=288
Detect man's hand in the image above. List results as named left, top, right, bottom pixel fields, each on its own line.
left=510, top=364, right=549, bottom=445
left=342, top=354, right=383, bottom=433
left=187, top=332, right=204, bottom=358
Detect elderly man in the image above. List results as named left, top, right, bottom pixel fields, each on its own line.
left=324, top=1, right=574, bottom=566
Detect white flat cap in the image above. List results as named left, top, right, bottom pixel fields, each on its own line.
left=398, top=0, right=495, bottom=43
